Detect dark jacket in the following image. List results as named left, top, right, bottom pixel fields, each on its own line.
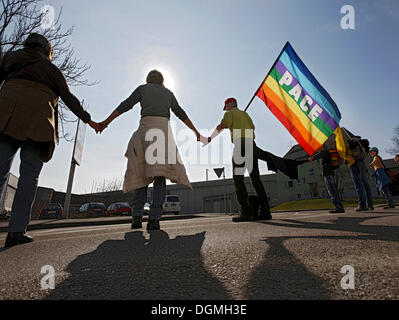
left=0, top=48, right=91, bottom=162
left=313, top=150, right=335, bottom=177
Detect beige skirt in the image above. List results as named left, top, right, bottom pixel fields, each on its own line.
left=123, top=116, right=192, bottom=193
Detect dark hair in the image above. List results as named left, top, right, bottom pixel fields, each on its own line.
left=24, top=33, right=53, bottom=58
left=146, top=70, right=164, bottom=85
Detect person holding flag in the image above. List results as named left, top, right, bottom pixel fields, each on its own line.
left=310, top=144, right=345, bottom=214
left=335, top=128, right=375, bottom=212
left=205, top=98, right=272, bottom=222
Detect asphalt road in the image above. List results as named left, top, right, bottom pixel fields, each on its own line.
left=0, top=208, right=398, bottom=300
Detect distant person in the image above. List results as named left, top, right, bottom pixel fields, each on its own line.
left=368, top=148, right=395, bottom=209
left=0, top=33, right=101, bottom=248
left=205, top=98, right=272, bottom=222
left=347, top=137, right=374, bottom=211
left=310, top=145, right=345, bottom=214
left=99, top=70, right=202, bottom=231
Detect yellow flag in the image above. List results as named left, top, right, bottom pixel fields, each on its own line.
left=334, top=126, right=355, bottom=166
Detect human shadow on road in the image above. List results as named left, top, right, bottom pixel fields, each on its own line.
left=47, top=231, right=230, bottom=300
left=244, top=236, right=331, bottom=299
left=261, top=214, right=399, bottom=242
left=244, top=214, right=399, bottom=299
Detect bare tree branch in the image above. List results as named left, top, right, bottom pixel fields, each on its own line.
left=388, top=126, right=399, bottom=155
left=0, top=0, right=97, bottom=140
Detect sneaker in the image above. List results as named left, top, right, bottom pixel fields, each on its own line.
left=4, top=232, right=34, bottom=248
left=368, top=206, right=375, bottom=211
left=147, top=219, right=160, bottom=231
left=131, top=216, right=143, bottom=229
left=356, top=207, right=368, bottom=212
left=384, top=205, right=396, bottom=210
left=330, top=208, right=345, bottom=214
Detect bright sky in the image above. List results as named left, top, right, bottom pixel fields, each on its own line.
left=10, top=0, right=399, bottom=194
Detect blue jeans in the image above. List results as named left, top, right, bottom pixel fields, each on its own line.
left=324, top=175, right=343, bottom=210
left=349, top=161, right=374, bottom=208
left=0, top=134, right=44, bottom=233
left=132, top=177, right=166, bottom=220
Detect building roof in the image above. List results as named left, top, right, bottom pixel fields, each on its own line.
left=283, top=145, right=309, bottom=161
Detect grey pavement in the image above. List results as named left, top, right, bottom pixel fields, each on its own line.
left=0, top=208, right=398, bottom=300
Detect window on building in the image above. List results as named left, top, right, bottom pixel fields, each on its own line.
left=309, top=169, right=315, bottom=176
left=297, top=194, right=302, bottom=199
left=288, top=181, right=294, bottom=188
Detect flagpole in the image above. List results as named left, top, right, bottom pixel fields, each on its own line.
left=244, top=76, right=268, bottom=112
left=245, top=41, right=290, bottom=112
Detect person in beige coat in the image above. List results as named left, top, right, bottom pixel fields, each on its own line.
left=0, top=33, right=101, bottom=248
left=100, top=70, right=202, bottom=231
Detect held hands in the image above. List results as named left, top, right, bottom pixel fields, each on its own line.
left=98, top=121, right=109, bottom=134
left=88, top=120, right=103, bottom=134
left=199, top=136, right=211, bottom=147
left=88, top=120, right=108, bottom=134
left=194, top=131, right=208, bottom=146
left=194, top=131, right=210, bottom=147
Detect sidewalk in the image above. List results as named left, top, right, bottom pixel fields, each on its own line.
left=0, top=214, right=221, bottom=233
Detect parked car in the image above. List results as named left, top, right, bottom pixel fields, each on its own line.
left=106, top=202, right=132, bottom=216
left=40, top=203, right=63, bottom=220
left=163, top=195, right=181, bottom=215
left=79, top=203, right=106, bottom=217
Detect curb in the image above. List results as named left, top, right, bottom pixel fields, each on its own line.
left=0, top=214, right=208, bottom=233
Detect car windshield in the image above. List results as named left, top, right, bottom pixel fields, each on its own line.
left=166, top=196, right=179, bottom=202
left=118, top=203, right=130, bottom=208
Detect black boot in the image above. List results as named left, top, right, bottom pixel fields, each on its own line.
left=147, top=219, right=160, bottom=231
left=131, top=216, right=143, bottom=229
left=257, top=210, right=273, bottom=220
left=5, top=232, right=34, bottom=248
left=232, top=208, right=256, bottom=223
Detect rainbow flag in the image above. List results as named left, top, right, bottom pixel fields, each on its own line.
left=256, top=42, right=341, bottom=156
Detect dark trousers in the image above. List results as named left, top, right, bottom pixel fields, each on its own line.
left=381, top=185, right=394, bottom=207
left=232, top=139, right=270, bottom=215
left=0, top=134, right=44, bottom=233
left=324, top=175, right=343, bottom=210
left=132, top=177, right=166, bottom=220
left=349, top=161, right=374, bottom=208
